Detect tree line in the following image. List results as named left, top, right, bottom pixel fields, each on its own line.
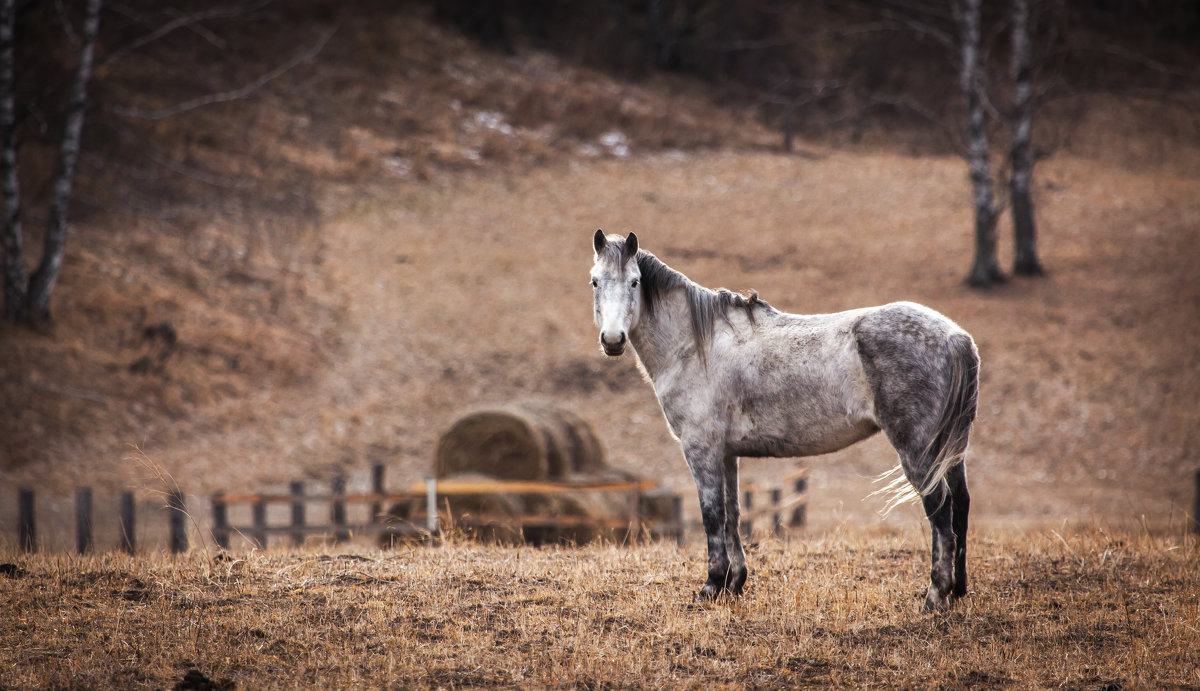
left=3, top=0, right=1197, bottom=327
left=437, top=0, right=1197, bottom=287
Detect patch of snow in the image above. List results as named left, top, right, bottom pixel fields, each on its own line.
left=599, top=131, right=630, bottom=157
left=469, top=110, right=514, bottom=136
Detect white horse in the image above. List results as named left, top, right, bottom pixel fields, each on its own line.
left=590, top=230, right=979, bottom=611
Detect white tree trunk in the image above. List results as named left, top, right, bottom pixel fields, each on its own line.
left=957, top=0, right=1004, bottom=287
left=26, top=0, right=102, bottom=322
left=1009, top=0, right=1043, bottom=276
left=0, top=0, right=25, bottom=320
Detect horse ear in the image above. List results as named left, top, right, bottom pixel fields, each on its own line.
left=594, top=228, right=607, bottom=254
left=625, top=232, right=638, bottom=259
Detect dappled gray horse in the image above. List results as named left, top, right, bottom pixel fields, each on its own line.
left=590, top=230, right=979, bottom=611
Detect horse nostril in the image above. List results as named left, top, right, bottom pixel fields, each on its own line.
left=600, top=331, right=627, bottom=348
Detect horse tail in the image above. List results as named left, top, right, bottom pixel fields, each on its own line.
left=871, top=331, right=979, bottom=514
left=918, top=332, right=979, bottom=497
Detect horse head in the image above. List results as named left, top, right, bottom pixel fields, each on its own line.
left=590, top=229, right=641, bottom=357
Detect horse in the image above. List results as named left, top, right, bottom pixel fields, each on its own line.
left=589, top=229, right=979, bottom=611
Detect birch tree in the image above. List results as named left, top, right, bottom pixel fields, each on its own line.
left=1, top=0, right=102, bottom=324
left=954, top=0, right=1005, bottom=287
left=1, top=0, right=24, bottom=320
left=1008, top=0, right=1043, bottom=276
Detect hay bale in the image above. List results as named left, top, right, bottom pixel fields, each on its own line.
left=434, top=401, right=604, bottom=480
left=378, top=402, right=678, bottom=547
left=528, top=403, right=606, bottom=476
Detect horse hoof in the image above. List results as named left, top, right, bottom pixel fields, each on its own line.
left=921, top=587, right=953, bottom=613
left=698, top=584, right=722, bottom=601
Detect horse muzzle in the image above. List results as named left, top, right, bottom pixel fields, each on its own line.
left=599, top=331, right=627, bottom=357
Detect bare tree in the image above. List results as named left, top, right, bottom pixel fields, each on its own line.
left=1, top=0, right=102, bottom=324
left=954, top=0, right=1004, bottom=287
left=1008, top=0, right=1043, bottom=276
left=2, top=1, right=328, bottom=326
left=1, top=0, right=24, bottom=320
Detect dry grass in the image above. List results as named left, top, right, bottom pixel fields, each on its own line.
left=2, top=525, right=1197, bottom=689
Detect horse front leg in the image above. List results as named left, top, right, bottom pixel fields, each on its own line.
left=722, top=453, right=747, bottom=595
left=683, top=442, right=734, bottom=600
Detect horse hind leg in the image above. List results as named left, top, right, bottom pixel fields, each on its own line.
left=903, top=447, right=969, bottom=611
left=946, top=462, right=970, bottom=599
left=918, top=478, right=957, bottom=612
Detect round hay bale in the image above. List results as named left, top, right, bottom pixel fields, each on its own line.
left=526, top=403, right=606, bottom=476
left=434, top=402, right=604, bottom=480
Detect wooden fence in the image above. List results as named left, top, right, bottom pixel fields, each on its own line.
left=739, top=465, right=809, bottom=540
left=9, top=463, right=811, bottom=553
left=16, top=467, right=1200, bottom=553
left=13, top=487, right=180, bottom=554
left=210, top=474, right=680, bottom=548
left=209, top=465, right=809, bottom=549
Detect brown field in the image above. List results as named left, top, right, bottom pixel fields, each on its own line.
left=2, top=3, right=1200, bottom=688
left=3, top=526, right=1198, bottom=689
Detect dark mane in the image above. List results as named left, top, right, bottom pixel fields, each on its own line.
left=635, top=250, right=774, bottom=357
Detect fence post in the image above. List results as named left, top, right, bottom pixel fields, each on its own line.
left=628, top=485, right=641, bottom=543
left=332, top=476, right=348, bottom=543
left=18, top=489, right=35, bottom=553
left=75, top=488, right=93, bottom=555
left=1193, top=469, right=1199, bottom=535
left=212, top=492, right=230, bottom=550
left=168, top=490, right=188, bottom=554
left=370, top=464, right=385, bottom=523
left=740, top=488, right=754, bottom=540
left=252, top=501, right=267, bottom=548
left=120, top=491, right=136, bottom=554
left=290, top=481, right=306, bottom=547
left=425, top=476, right=438, bottom=534
left=770, top=487, right=784, bottom=538
left=671, top=493, right=684, bottom=547
left=791, top=471, right=807, bottom=528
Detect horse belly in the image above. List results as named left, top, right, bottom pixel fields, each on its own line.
left=729, top=417, right=878, bottom=458
left=727, top=394, right=879, bottom=458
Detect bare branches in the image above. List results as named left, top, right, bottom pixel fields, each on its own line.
left=98, top=1, right=270, bottom=68
left=110, top=25, right=335, bottom=121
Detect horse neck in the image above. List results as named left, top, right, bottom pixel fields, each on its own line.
left=629, top=287, right=696, bottom=382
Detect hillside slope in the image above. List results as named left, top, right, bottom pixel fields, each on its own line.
left=2, top=3, right=1198, bottom=543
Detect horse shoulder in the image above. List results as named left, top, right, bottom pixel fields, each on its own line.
left=648, top=355, right=722, bottom=441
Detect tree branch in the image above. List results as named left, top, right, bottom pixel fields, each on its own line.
left=110, top=25, right=334, bottom=121
left=99, top=1, right=271, bottom=68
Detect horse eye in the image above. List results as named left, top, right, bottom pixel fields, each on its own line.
left=591, top=278, right=599, bottom=288
left=631, top=278, right=640, bottom=288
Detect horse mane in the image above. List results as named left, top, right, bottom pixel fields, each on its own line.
left=635, top=250, right=773, bottom=357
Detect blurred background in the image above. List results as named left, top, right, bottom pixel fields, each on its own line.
left=1, top=0, right=1197, bottom=549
